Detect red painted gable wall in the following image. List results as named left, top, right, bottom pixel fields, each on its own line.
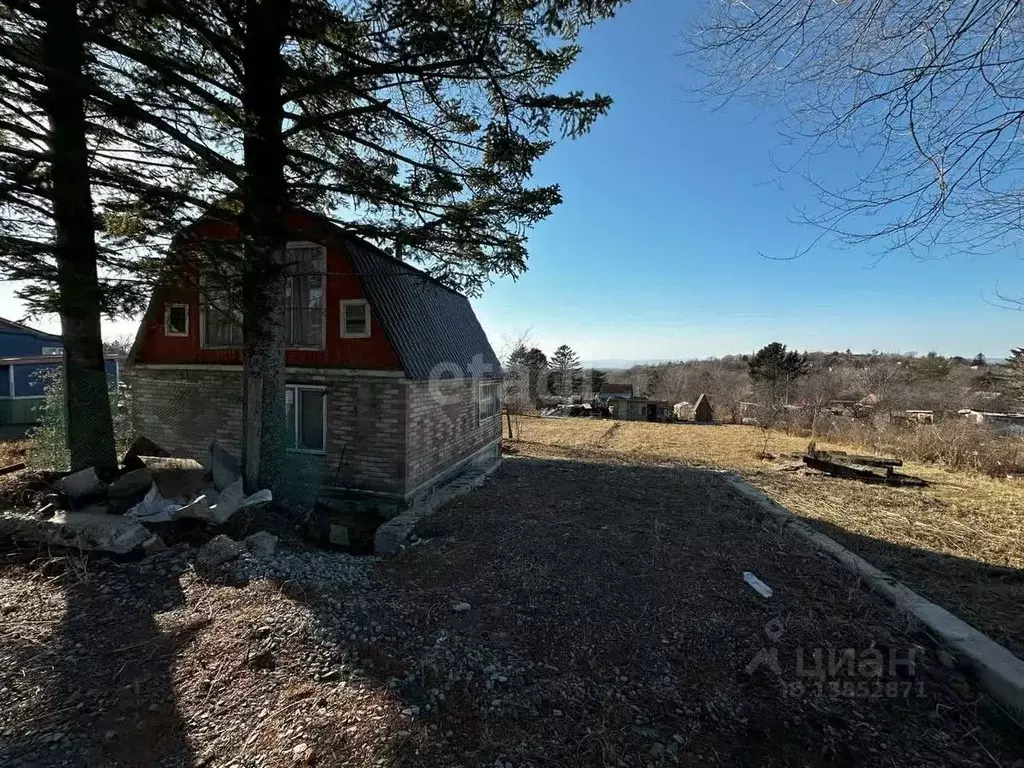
left=136, top=212, right=402, bottom=371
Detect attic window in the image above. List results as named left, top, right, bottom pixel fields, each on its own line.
left=340, top=300, right=370, bottom=338
left=284, top=243, right=325, bottom=348
left=164, top=303, right=189, bottom=337
left=200, top=269, right=242, bottom=348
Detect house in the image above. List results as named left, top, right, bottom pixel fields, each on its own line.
left=672, top=401, right=692, bottom=419
left=645, top=400, right=670, bottom=422
left=613, top=397, right=648, bottom=421
left=126, top=208, right=502, bottom=509
left=0, top=318, right=119, bottom=426
left=959, top=409, right=1024, bottom=436
left=596, top=383, right=634, bottom=404
left=904, top=409, right=935, bottom=424
left=693, top=393, right=713, bottom=423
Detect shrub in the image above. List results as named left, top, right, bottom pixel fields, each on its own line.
left=822, top=416, right=1024, bottom=478
left=26, top=367, right=134, bottom=470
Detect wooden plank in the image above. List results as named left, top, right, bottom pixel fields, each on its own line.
left=803, top=455, right=883, bottom=480
left=814, top=450, right=902, bottom=468
left=0, top=461, right=26, bottom=476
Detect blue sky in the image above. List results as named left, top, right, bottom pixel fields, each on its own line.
left=471, top=0, right=1024, bottom=364
left=2, top=0, right=1020, bottom=363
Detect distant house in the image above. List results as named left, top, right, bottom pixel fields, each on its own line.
left=959, top=409, right=1024, bottom=436
left=904, top=409, right=935, bottom=424
left=694, top=393, right=714, bottom=423
left=127, top=207, right=502, bottom=509
left=596, top=383, right=634, bottom=404
left=613, top=397, right=648, bottom=421
left=672, top=401, right=692, bottom=419
left=0, top=318, right=119, bottom=425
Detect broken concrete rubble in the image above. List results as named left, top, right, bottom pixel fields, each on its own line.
left=125, top=444, right=271, bottom=525
left=106, top=468, right=154, bottom=512
left=120, top=435, right=170, bottom=471
left=58, top=466, right=108, bottom=508
left=0, top=510, right=151, bottom=555
left=139, top=456, right=208, bottom=500
left=197, top=534, right=243, bottom=567
left=244, top=531, right=278, bottom=557
left=207, top=442, right=241, bottom=493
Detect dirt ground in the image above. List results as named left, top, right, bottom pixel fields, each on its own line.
left=518, top=418, right=1024, bottom=658
left=2, top=445, right=1022, bottom=767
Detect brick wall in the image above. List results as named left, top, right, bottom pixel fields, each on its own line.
left=129, top=365, right=408, bottom=498
left=128, top=367, right=244, bottom=459
left=405, top=379, right=501, bottom=494
left=129, top=366, right=495, bottom=501
left=320, top=375, right=407, bottom=495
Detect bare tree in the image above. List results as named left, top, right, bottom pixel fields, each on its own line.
left=690, top=1, right=1024, bottom=261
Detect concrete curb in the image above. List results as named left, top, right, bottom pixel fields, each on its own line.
left=722, top=474, right=1024, bottom=720
left=374, top=458, right=501, bottom=557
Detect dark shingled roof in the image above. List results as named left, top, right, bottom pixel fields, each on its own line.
left=344, top=237, right=501, bottom=381
left=599, top=383, right=634, bottom=396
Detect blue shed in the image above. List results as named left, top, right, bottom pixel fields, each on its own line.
left=0, top=318, right=119, bottom=425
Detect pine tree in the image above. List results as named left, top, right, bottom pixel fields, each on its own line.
left=1, top=1, right=215, bottom=470
left=748, top=342, right=809, bottom=405
left=550, top=344, right=582, bottom=398
left=95, top=0, right=627, bottom=489
left=1, top=1, right=121, bottom=471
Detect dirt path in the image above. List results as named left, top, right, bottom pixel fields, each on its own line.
left=1, top=448, right=1021, bottom=766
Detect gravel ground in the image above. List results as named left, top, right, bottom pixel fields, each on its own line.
left=1, top=446, right=1022, bottom=767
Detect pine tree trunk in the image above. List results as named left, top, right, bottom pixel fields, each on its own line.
left=239, top=0, right=288, bottom=492
left=40, top=0, right=117, bottom=472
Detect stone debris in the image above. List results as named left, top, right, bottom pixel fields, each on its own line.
left=120, top=434, right=170, bottom=471
left=451, top=601, right=471, bottom=613
left=142, top=534, right=168, bottom=556
left=245, top=531, right=279, bottom=557
left=231, top=548, right=372, bottom=588
left=58, top=466, right=108, bottom=507
left=0, top=510, right=151, bottom=555
left=106, top=468, right=154, bottom=512
left=207, top=441, right=241, bottom=493
left=196, top=534, right=244, bottom=568
left=126, top=444, right=271, bottom=525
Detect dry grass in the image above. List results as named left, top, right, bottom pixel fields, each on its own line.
left=0, top=439, right=26, bottom=468
left=519, top=417, right=1024, bottom=655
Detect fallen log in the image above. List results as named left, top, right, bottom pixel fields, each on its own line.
left=0, top=461, right=26, bottom=476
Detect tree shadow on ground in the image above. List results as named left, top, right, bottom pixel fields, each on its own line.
left=3, top=452, right=1023, bottom=767
left=0, top=546, right=200, bottom=767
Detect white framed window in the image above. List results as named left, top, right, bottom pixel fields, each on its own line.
left=479, top=380, right=500, bottom=423
left=200, top=269, right=242, bottom=348
left=40, top=346, right=62, bottom=356
left=284, top=242, right=326, bottom=348
left=340, top=299, right=370, bottom=338
left=164, top=303, right=189, bottom=337
left=285, top=384, right=326, bottom=453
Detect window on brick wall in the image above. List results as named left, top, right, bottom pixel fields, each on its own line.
left=284, top=243, right=325, bottom=348
left=479, top=380, right=499, bottom=423
left=285, top=384, right=326, bottom=452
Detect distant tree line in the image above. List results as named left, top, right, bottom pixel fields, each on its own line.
left=605, top=345, right=1022, bottom=430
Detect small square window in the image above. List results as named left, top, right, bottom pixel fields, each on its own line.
left=164, top=303, right=189, bottom=337
left=340, top=300, right=370, bottom=338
